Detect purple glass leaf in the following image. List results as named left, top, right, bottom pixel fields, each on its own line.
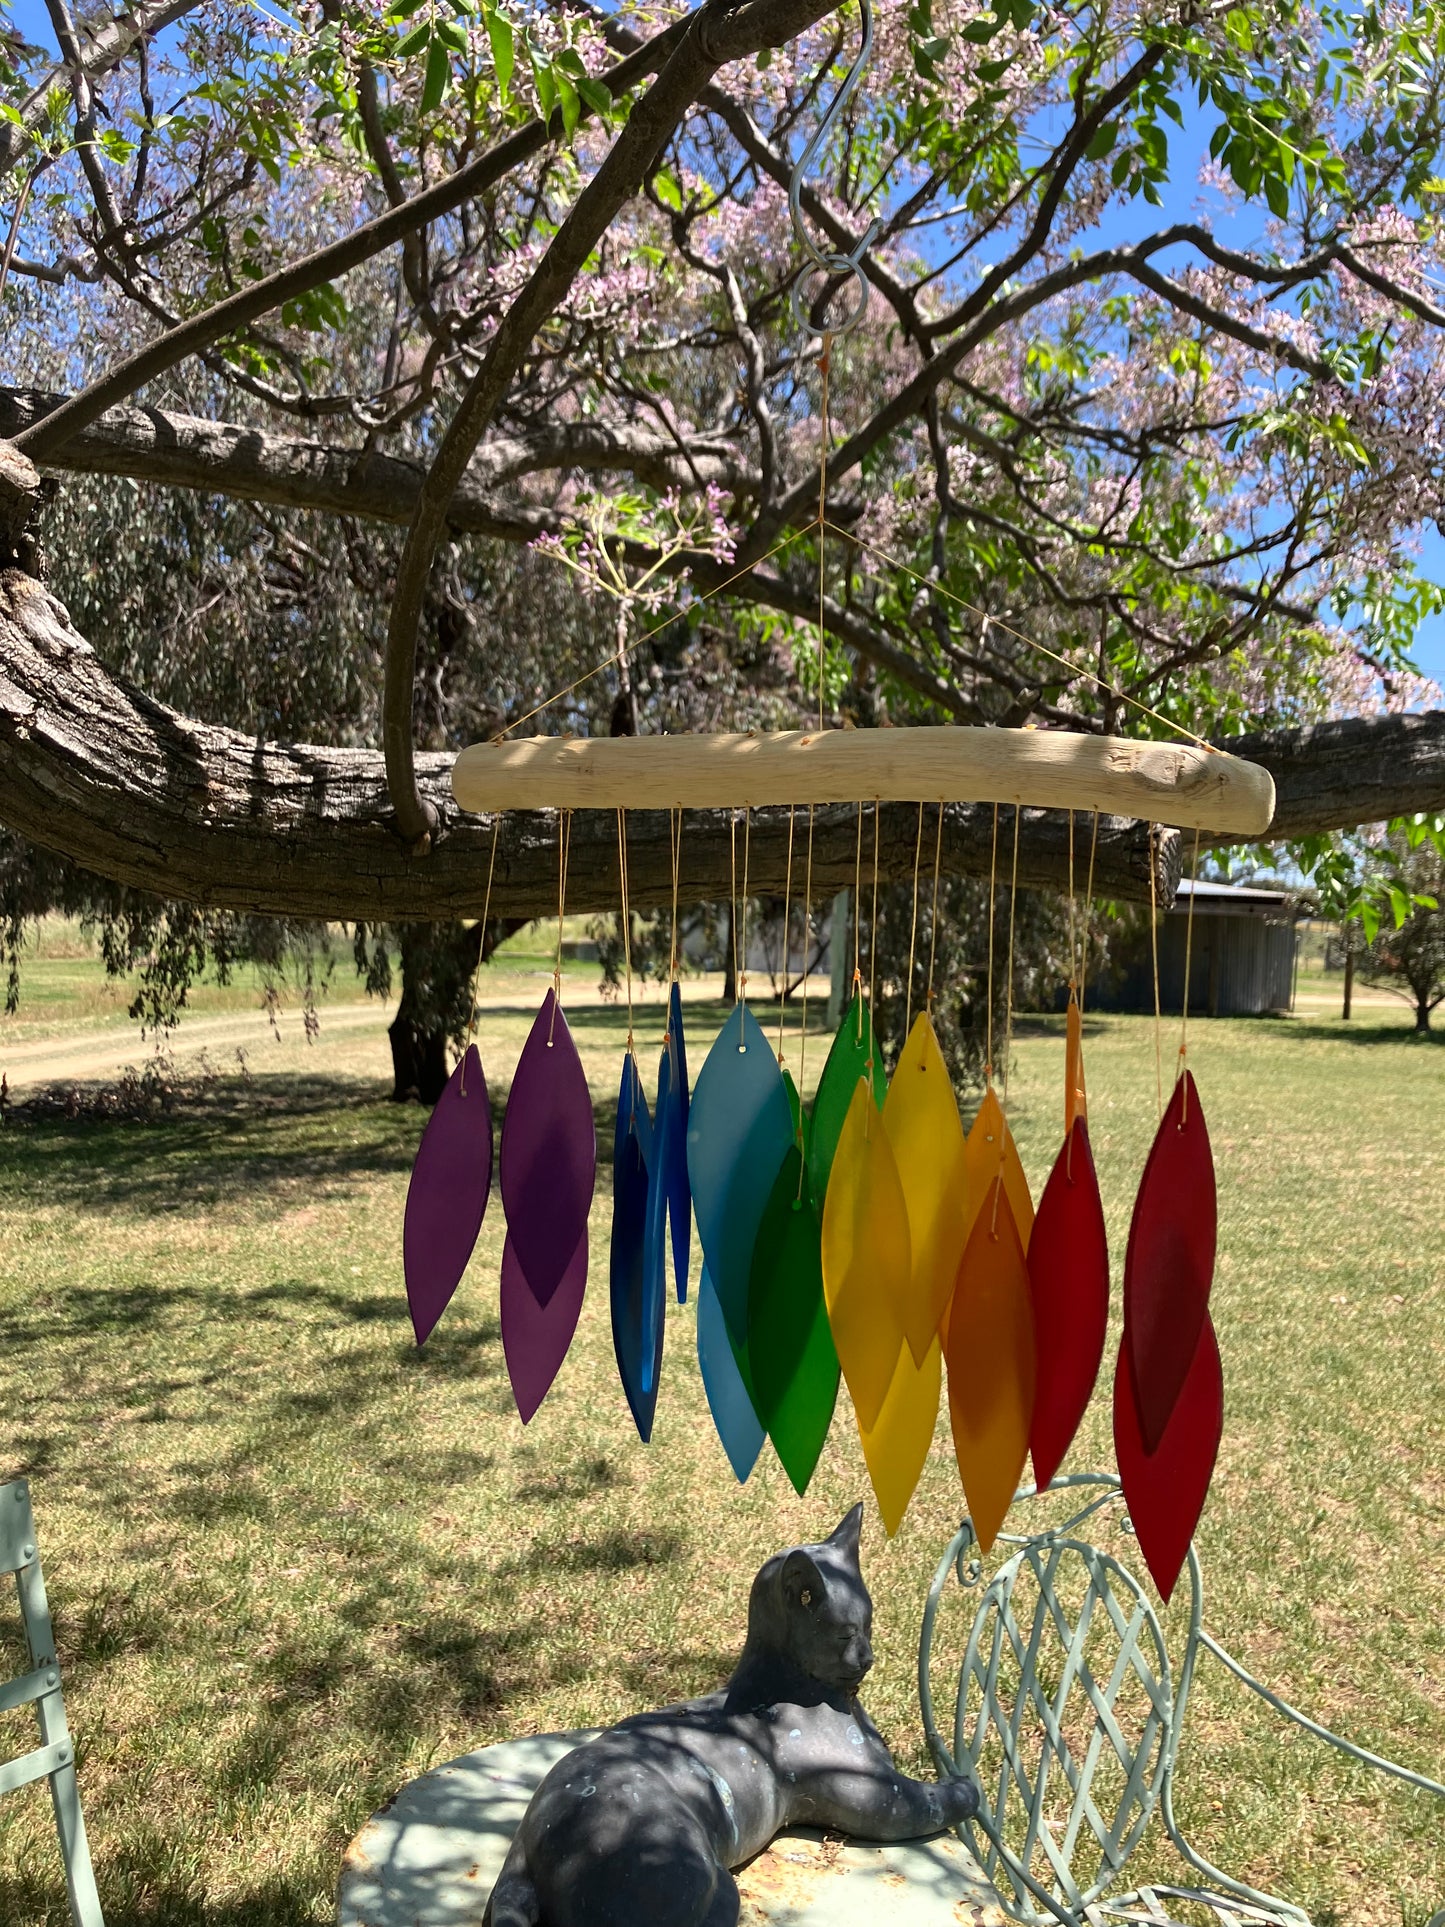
left=501, top=1230, right=587, bottom=1423
left=665, top=983, right=692, bottom=1302
left=499, top=990, right=596, bottom=1309
left=611, top=1055, right=661, bottom=1439
left=403, top=1045, right=492, bottom=1347
left=687, top=1003, right=794, bottom=1352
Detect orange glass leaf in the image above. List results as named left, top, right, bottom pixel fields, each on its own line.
left=1123, top=1071, right=1216, bottom=1454
left=946, top=1179, right=1035, bottom=1554
left=821, top=1078, right=910, bottom=1432
left=882, top=1014, right=968, bottom=1367
left=944, top=1087, right=1034, bottom=1350
left=1113, top=1310, right=1223, bottom=1602
left=859, top=1337, right=942, bottom=1537
left=1028, top=1118, right=1109, bottom=1490
left=1064, top=990, right=1087, bottom=1134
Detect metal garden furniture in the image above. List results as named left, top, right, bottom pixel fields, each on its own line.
left=0, top=1478, right=104, bottom=1927
left=919, top=1473, right=1444, bottom=1927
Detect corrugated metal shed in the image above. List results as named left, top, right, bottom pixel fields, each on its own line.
left=1089, top=880, right=1299, bottom=1017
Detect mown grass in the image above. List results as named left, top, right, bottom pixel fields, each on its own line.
left=0, top=982, right=1440, bottom=1927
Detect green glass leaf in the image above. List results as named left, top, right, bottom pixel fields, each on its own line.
left=769, top=1293, right=840, bottom=1497
left=745, top=1147, right=838, bottom=1496
left=807, top=990, right=880, bottom=1208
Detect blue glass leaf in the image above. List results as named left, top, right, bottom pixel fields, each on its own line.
left=643, top=1036, right=673, bottom=1375
left=697, top=1265, right=764, bottom=1483
left=665, top=983, right=692, bottom=1302
left=611, top=1054, right=660, bottom=1440
left=686, top=1003, right=793, bottom=1353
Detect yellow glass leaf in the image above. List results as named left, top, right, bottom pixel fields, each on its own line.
left=882, top=1014, right=968, bottom=1368
left=859, top=1336, right=942, bottom=1537
left=946, top=1179, right=1036, bottom=1553
left=942, top=1086, right=1034, bottom=1351
left=1065, top=989, right=1087, bottom=1134
left=821, top=1078, right=910, bottom=1431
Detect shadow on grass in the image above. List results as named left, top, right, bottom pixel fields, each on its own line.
left=0, top=1871, right=325, bottom=1927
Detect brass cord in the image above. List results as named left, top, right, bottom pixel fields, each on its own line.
left=984, top=802, right=999, bottom=1087
left=1002, top=804, right=1021, bottom=1114
left=1148, top=824, right=1163, bottom=1119
left=616, top=807, right=635, bottom=1059
left=549, top=808, right=573, bottom=1043
left=926, top=801, right=944, bottom=1008
left=778, top=804, right=796, bottom=1065
left=904, top=800, right=924, bottom=1041
left=1179, top=825, right=1202, bottom=1123
left=458, top=814, right=501, bottom=1097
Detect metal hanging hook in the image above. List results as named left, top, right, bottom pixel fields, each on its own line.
left=788, top=0, right=878, bottom=338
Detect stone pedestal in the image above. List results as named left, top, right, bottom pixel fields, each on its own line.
left=337, top=1733, right=1010, bottom=1927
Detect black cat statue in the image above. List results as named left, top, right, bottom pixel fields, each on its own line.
left=483, top=1504, right=980, bottom=1927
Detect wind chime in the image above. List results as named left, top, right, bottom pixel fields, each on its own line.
left=400, top=2, right=1274, bottom=1601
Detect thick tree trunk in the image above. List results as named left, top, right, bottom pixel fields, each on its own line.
left=1414, top=996, right=1433, bottom=1033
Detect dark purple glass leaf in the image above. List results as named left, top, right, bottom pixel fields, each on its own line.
left=611, top=1055, right=661, bottom=1440
left=499, top=990, right=596, bottom=1309
left=501, top=1230, right=586, bottom=1423
left=403, top=1045, right=492, bottom=1347
left=1124, top=1072, right=1216, bottom=1453
left=665, top=983, right=691, bottom=1302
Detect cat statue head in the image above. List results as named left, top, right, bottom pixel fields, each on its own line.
left=739, top=1503, right=874, bottom=1697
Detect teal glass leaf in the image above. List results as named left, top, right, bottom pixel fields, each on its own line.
left=697, top=1265, right=763, bottom=1483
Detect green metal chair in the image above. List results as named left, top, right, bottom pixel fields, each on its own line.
left=0, top=1478, right=104, bottom=1927
left=919, top=1473, right=1445, bottom=1927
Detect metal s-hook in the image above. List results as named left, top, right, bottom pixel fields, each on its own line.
left=788, top=0, right=878, bottom=339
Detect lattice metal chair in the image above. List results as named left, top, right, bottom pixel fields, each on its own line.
left=919, top=1473, right=1445, bottom=1927
left=1, top=1478, right=104, bottom=1927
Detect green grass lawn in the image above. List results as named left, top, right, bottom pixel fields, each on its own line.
left=0, top=979, right=1440, bottom=1926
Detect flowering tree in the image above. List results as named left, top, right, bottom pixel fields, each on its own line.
left=0, top=0, right=1443, bottom=940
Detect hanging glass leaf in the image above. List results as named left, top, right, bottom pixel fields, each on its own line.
left=947, top=1179, right=1036, bottom=1554
left=860, top=1336, right=942, bottom=1537
left=1064, top=989, right=1087, bottom=1136
left=821, top=1078, right=910, bottom=1432
left=686, top=1003, right=793, bottom=1352
left=946, top=1087, right=1035, bottom=1350
left=403, top=1045, right=492, bottom=1346
left=1028, top=1117, right=1109, bottom=1490
left=807, top=989, right=880, bottom=1208
left=643, top=1034, right=673, bottom=1364
left=883, top=1013, right=969, bottom=1367
left=664, top=983, right=692, bottom=1302
left=747, top=1146, right=824, bottom=1430
left=501, top=1229, right=586, bottom=1423
left=499, top=990, right=596, bottom=1309
left=697, top=1265, right=764, bottom=1483
left=766, top=1276, right=840, bottom=1498
left=1124, top=1071, right=1216, bottom=1454
left=610, top=1055, right=660, bottom=1440
left=1113, top=1311, right=1223, bottom=1602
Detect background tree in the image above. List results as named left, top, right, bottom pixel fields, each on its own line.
left=1356, top=822, right=1445, bottom=1030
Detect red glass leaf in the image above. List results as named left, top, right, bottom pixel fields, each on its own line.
left=1113, top=1311, right=1223, bottom=1602
left=501, top=1230, right=586, bottom=1423
left=403, top=1045, right=492, bottom=1346
left=1123, top=1071, right=1216, bottom=1453
left=499, top=990, right=597, bottom=1309
left=1028, top=1118, right=1109, bottom=1489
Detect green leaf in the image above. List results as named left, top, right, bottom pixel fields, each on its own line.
left=555, top=68, right=579, bottom=140
left=1388, top=883, right=1410, bottom=927
left=483, top=0, right=514, bottom=99
left=530, top=45, right=557, bottom=122
left=575, top=75, right=611, bottom=120
left=395, top=22, right=430, bottom=57
left=422, top=36, right=449, bottom=113
left=653, top=166, right=684, bottom=212
left=1085, top=120, right=1117, bottom=159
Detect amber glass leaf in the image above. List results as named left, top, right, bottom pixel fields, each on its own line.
left=860, top=1338, right=942, bottom=1537
left=1114, top=1311, right=1223, bottom=1602
left=945, top=1088, right=1034, bottom=1350
left=807, top=990, right=881, bottom=1209
left=1124, top=1071, right=1216, bottom=1453
left=1028, top=1118, right=1109, bottom=1490
left=946, top=1180, right=1036, bottom=1553
left=821, top=1079, right=910, bottom=1431
left=883, top=1014, right=968, bottom=1366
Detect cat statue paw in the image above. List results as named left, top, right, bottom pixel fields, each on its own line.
left=484, top=1504, right=979, bottom=1927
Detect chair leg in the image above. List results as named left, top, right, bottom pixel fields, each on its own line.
left=50, top=1760, right=105, bottom=1927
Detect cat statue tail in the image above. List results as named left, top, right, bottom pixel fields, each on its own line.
left=482, top=1837, right=541, bottom=1927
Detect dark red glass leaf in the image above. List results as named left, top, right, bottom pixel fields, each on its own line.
left=1028, top=1118, right=1109, bottom=1489
left=403, top=1045, right=492, bottom=1346
left=1123, top=1071, right=1216, bottom=1453
left=499, top=991, right=597, bottom=1309
left=501, top=1230, right=586, bottom=1423
left=1113, top=1311, right=1223, bottom=1602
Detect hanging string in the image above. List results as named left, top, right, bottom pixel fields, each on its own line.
left=1079, top=808, right=1101, bottom=1014
left=740, top=806, right=752, bottom=1012
left=904, top=800, right=925, bottom=1041
left=1066, top=809, right=1077, bottom=992
left=1002, top=803, right=1022, bottom=1115
left=866, top=798, right=881, bottom=1096
left=926, top=800, right=944, bottom=1009
left=984, top=802, right=999, bottom=1088
left=549, top=808, right=573, bottom=1044
left=816, top=333, right=832, bottom=732
left=778, top=804, right=797, bottom=1066
left=668, top=808, right=683, bottom=982
left=729, top=808, right=740, bottom=1008
left=1179, top=825, right=1202, bottom=1123
left=798, top=804, right=817, bottom=1108
left=616, top=807, right=636, bottom=1060
left=851, top=799, right=865, bottom=1033
left=458, top=814, right=502, bottom=1097
left=1148, top=824, right=1163, bottom=1119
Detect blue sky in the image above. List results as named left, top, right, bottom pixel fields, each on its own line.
left=7, top=0, right=1444, bottom=686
